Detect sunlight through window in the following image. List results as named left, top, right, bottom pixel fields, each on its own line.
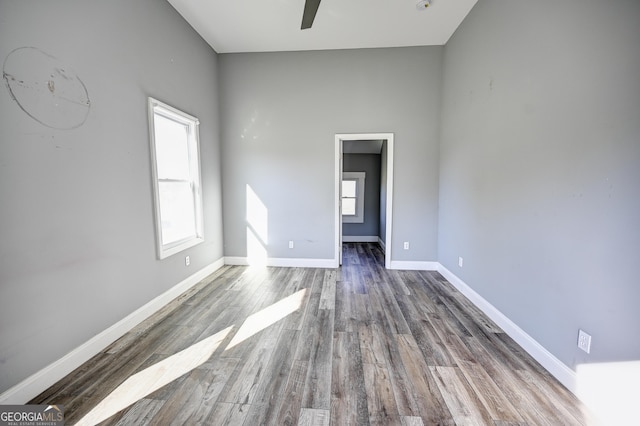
left=247, top=228, right=268, bottom=266
left=226, top=288, right=308, bottom=349
left=74, top=288, right=309, bottom=425
left=576, top=360, right=640, bottom=425
left=246, top=184, right=268, bottom=264
left=148, top=98, right=204, bottom=259
left=74, top=327, right=233, bottom=426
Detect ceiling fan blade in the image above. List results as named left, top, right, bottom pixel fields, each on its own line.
left=301, top=0, right=321, bottom=29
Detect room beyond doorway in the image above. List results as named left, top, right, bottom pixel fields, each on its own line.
left=334, top=133, right=394, bottom=268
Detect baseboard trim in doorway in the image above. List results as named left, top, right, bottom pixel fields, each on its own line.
left=342, top=236, right=379, bottom=243
left=389, top=260, right=439, bottom=270
left=436, top=263, right=578, bottom=394
left=224, top=257, right=335, bottom=268
left=0, top=258, right=226, bottom=405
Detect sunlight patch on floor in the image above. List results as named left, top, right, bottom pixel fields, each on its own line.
left=73, top=285, right=309, bottom=425
left=74, top=326, right=233, bottom=426
left=225, top=288, right=308, bottom=350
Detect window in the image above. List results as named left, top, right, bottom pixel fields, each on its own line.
left=148, top=98, right=204, bottom=259
left=342, top=172, right=365, bottom=223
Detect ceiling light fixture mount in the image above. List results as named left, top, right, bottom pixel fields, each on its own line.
left=416, top=0, right=431, bottom=11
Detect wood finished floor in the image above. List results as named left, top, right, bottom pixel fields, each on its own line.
left=31, top=243, right=592, bottom=425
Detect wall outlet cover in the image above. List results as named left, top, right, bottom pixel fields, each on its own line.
left=578, top=329, right=591, bottom=353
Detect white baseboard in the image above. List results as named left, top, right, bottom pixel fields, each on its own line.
left=0, top=258, right=225, bottom=405
left=223, top=255, right=578, bottom=394
left=389, top=260, right=439, bottom=271
left=224, top=257, right=336, bottom=268
left=342, top=235, right=379, bottom=243
left=436, top=264, right=577, bottom=394
left=0, top=255, right=579, bottom=408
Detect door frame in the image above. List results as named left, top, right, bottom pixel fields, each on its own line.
left=334, top=133, right=394, bottom=268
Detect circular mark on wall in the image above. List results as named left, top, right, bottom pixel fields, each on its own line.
left=3, top=47, right=90, bottom=129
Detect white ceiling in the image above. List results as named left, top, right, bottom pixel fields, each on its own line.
left=167, top=0, right=478, bottom=54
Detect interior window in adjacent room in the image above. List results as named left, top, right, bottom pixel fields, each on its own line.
left=342, top=172, right=365, bottom=223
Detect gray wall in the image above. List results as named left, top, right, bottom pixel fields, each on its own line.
left=219, top=47, right=442, bottom=261
left=439, top=0, right=640, bottom=370
left=342, top=154, right=381, bottom=237
left=0, top=1, right=223, bottom=393
left=6, top=0, right=633, bottom=402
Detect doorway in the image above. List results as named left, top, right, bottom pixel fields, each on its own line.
left=335, top=133, right=394, bottom=268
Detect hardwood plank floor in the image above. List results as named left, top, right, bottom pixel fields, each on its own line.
left=30, top=243, right=592, bottom=425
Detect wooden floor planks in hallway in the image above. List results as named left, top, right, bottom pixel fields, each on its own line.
left=31, top=243, right=592, bottom=425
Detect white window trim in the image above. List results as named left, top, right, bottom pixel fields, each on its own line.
left=148, top=97, right=204, bottom=259
left=342, top=172, right=365, bottom=223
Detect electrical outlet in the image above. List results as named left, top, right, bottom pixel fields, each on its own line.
left=403, top=242, right=410, bottom=250
left=185, top=255, right=190, bottom=266
left=577, top=329, right=591, bottom=353
left=458, top=257, right=464, bottom=267
left=289, top=240, right=294, bottom=249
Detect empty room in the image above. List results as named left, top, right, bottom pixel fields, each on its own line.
left=0, top=0, right=638, bottom=424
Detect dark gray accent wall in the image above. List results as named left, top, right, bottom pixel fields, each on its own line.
left=439, top=0, right=640, bottom=369
left=219, top=47, right=442, bottom=262
left=0, top=1, right=223, bottom=393
left=342, top=153, right=381, bottom=237
left=379, top=143, right=388, bottom=247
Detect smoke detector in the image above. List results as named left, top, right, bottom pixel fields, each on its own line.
left=416, top=0, right=431, bottom=10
